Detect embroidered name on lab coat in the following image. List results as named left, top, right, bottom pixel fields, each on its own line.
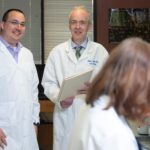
left=88, top=60, right=99, bottom=66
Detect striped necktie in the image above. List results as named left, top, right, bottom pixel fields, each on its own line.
left=75, top=46, right=82, bottom=59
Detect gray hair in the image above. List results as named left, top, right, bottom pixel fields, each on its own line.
left=68, top=6, right=91, bottom=24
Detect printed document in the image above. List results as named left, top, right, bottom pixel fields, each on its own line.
left=57, top=68, right=93, bottom=102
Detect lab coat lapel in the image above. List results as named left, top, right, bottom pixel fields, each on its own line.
left=0, top=41, right=18, bottom=65
left=79, top=41, right=93, bottom=60
left=66, top=43, right=77, bottom=64
left=65, top=40, right=93, bottom=63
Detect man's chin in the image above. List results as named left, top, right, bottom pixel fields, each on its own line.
left=14, top=36, right=22, bottom=41
left=73, top=37, right=84, bottom=43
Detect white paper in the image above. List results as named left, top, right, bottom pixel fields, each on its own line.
left=57, top=68, right=93, bottom=102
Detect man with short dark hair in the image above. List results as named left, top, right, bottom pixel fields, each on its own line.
left=0, top=9, right=40, bottom=150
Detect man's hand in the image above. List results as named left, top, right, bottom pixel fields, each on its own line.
left=60, top=96, right=75, bottom=109
left=0, top=128, right=7, bottom=149
left=77, top=82, right=90, bottom=95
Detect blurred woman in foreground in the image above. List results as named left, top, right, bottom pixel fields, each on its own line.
left=69, top=37, right=150, bottom=150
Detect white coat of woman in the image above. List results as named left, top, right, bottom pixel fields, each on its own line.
left=68, top=37, right=150, bottom=150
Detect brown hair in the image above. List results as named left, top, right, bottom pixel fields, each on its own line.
left=86, top=37, right=150, bottom=122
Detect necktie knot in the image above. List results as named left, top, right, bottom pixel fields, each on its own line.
left=75, top=46, right=82, bottom=59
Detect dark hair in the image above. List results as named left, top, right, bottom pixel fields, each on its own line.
left=86, top=37, right=150, bottom=122
left=2, top=8, right=25, bottom=22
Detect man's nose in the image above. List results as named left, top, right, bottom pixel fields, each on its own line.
left=75, top=22, right=81, bottom=28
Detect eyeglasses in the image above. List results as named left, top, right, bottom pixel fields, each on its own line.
left=5, top=20, right=26, bottom=27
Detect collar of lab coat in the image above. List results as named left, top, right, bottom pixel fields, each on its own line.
left=66, top=39, right=94, bottom=63
left=0, top=40, right=21, bottom=65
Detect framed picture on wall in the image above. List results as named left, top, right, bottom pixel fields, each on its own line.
left=109, top=8, right=150, bottom=43
left=94, top=0, right=150, bottom=52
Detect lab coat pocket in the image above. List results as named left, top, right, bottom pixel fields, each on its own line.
left=0, top=102, right=16, bottom=127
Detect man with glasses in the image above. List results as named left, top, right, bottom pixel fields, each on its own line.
left=42, top=6, right=108, bottom=150
left=0, top=9, right=40, bottom=150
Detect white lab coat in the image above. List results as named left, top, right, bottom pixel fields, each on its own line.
left=68, top=95, right=139, bottom=150
left=0, top=41, right=40, bottom=150
left=42, top=39, right=108, bottom=150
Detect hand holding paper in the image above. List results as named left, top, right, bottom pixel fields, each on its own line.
left=60, top=96, right=75, bottom=109
left=57, top=68, right=93, bottom=102
left=77, top=82, right=90, bottom=95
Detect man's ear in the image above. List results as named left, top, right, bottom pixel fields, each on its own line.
left=0, top=22, right=4, bottom=31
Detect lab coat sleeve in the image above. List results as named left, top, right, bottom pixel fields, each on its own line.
left=87, top=121, right=138, bottom=150
left=31, top=58, right=40, bottom=124
left=100, top=133, right=138, bottom=150
left=42, top=50, right=60, bottom=106
left=69, top=125, right=138, bottom=150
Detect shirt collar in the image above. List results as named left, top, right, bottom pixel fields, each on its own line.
left=71, top=37, right=88, bottom=49
left=0, top=35, right=22, bottom=51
